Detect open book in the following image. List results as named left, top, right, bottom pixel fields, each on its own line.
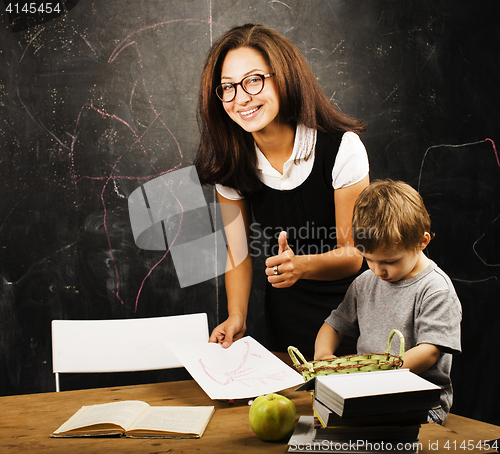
left=50, top=400, right=215, bottom=438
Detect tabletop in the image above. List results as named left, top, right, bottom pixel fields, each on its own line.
left=1, top=379, right=499, bottom=453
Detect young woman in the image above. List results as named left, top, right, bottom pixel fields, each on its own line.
left=194, top=24, right=369, bottom=362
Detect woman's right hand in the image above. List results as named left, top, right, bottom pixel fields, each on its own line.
left=209, top=313, right=247, bottom=348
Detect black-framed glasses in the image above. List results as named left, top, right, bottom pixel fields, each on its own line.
left=215, top=73, right=275, bottom=102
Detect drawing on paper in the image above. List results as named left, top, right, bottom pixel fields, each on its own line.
left=198, top=339, right=292, bottom=388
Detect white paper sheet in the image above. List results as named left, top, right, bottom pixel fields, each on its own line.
left=166, top=336, right=304, bottom=400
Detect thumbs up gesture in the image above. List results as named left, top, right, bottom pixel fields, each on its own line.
left=265, top=231, right=301, bottom=288
left=278, top=230, right=290, bottom=255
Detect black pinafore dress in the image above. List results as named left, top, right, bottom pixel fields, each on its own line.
left=249, top=131, right=359, bottom=357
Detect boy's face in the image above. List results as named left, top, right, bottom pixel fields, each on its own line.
left=362, top=242, right=428, bottom=283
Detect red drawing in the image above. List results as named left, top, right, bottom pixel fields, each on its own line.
left=197, top=339, right=291, bottom=387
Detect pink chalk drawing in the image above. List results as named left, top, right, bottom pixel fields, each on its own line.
left=197, top=339, right=291, bottom=388
left=66, top=18, right=225, bottom=311
left=14, top=18, right=228, bottom=312
left=69, top=22, right=200, bottom=311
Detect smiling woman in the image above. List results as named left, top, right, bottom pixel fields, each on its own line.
left=219, top=48, right=281, bottom=137
left=194, top=24, right=370, bottom=361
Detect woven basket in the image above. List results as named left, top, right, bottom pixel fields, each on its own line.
left=288, top=329, right=405, bottom=381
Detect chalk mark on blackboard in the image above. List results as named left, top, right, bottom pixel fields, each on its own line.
left=13, top=17, right=224, bottom=311
left=270, top=1, right=292, bottom=11
left=108, top=18, right=212, bottom=63
left=417, top=138, right=499, bottom=192
left=0, top=192, right=29, bottom=236
left=68, top=19, right=220, bottom=311
left=70, top=102, right=186, bottom=310
left=450, top=276, right=499, bottom=284
left=420, top=45, right=436, bottom=72
left=418, top=138, right=500, bottom=284
left=472, top=212, right=500, bottom=268
left=16, top=86, right=69, bottom=151
left=376, top=83, right=401, bottom=107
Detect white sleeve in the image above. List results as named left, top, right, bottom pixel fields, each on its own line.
left=215, top=183, right=244, bottom=200
left=332, top=132, right=369, bottom=189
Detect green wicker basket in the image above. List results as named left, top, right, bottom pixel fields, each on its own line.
left=288, top=329, right=405, bottom=381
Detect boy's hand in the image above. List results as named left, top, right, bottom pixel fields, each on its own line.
left=402, top=343, right=441, bottom=374
left=314, top=323, right=344, bottom=360
left=314, top=354, right=338, bottom=361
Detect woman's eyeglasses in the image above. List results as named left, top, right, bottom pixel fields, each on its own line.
left=215, top=73, right=275, bottom=102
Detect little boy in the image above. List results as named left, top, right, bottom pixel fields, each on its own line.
left=314, top=179, right=462, bottom=424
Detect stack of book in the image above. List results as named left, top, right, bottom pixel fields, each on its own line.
left=288, top=369, right=441, bottom=453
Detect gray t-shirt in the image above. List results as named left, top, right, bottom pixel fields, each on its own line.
left=324, top=260, right=462, bottom=422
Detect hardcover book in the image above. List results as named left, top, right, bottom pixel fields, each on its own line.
left=314, top=369, right=440, bottom=418
left=313, top=398, right=429, bottom=428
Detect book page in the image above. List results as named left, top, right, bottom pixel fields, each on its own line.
left=52, top=400, right=149, bottom=434
left=127, top=406, right=215, bottom=436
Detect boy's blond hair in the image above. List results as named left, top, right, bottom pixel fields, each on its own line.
left=353, top=179, right=432, bottom=253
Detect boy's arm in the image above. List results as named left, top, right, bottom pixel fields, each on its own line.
left=402, top=343, right=441, bottom=374
left=314, top=323, right=344, bottom=360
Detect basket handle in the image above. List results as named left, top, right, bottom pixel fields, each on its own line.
left=384, top=329, right=405, bottom=360
left=287, top=346, right=315, bottom=373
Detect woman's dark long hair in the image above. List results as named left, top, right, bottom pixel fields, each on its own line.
left=194, top=24, right=365, bottom=195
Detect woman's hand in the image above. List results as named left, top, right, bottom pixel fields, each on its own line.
left=265, top=231, right=304, bottom=288
left=209, top=313, right=247, bottom=348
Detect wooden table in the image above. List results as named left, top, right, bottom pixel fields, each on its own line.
left=1, top=379, right=499, bottom=453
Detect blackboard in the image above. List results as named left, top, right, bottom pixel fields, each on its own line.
left=0, top=0, right=498, bottom=425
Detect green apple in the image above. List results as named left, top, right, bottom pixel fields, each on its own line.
left=249, top=393, right=297, bottom=441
